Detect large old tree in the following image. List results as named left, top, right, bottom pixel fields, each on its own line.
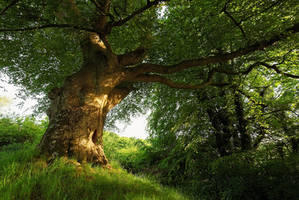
left=0, top=0, right=298, bottom=165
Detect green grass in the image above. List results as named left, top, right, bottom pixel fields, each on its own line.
left=103, top=131, right=149, bottom=173
left=0, top=143, right=188, bottom=200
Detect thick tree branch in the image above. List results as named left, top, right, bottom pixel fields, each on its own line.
left=127, top=74, right=229, bottom=90
left=106, top=86, right=133, bottom=111
left=110, top=0, right=169, bottom=27
left=91, top=0, right=115, bottom=21
left=126, top=23, right=299, bottom=76
left=92, top=0, right=111, bottom=13
left=118, top=47, right=147, bottom=66
left=93, top=0, right=112, bottom=32
left=0, top=24, right=97, bottom=33
left=0, top=0, right=19, bottom=16
left=234, top=92, right=251, bottom=150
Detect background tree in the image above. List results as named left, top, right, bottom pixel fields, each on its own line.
left=0, top=0, right=298, bottom=165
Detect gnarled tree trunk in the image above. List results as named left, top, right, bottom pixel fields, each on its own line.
left=39, top=35, right=132, bottom=165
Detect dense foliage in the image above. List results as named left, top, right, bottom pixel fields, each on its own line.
left=142, top=138, right=299, bottom=199
left=0, top=116, right=47, bottom=149
left=1, top=0, right=298, bottom=118
left=103, top=131, right=149, bottom=172
left=1, top=116, right=298, bottom=199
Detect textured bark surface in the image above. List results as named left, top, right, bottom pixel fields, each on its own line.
left=207, top=108, right=233, bottom=157
left=39, top=104, right=109, bottom=164
left=39, top=35, right=130, bottom=165
left=234, top=93, right=251, bottom=150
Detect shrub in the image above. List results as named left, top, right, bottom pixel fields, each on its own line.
left=0, top=116, right=47, bottom=150
left=140, top=139, right=299, bottom=200
left=103, top=131, right=149, bottom=173
left=199, top=151, right=299, bottom=200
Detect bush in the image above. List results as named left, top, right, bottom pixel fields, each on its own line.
left=0, top=116, right=47, bottom=150
left=103, top=131, right=149, bottom=173
left=198, top=150, right=299, bottom=200
left=140, top=138, right=299, bottom=200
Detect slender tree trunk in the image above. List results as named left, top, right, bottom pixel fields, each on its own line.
left=234, top=93, right=251, bottom=150
left=39, top=35, right=131, bottom=165
left=207, top=108, right=233, bottom=156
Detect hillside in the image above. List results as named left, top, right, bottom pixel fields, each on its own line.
left=0, top=117, right=188, bottom=200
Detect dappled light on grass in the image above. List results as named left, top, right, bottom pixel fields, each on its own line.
left=0, top=143, right=188, bottom=200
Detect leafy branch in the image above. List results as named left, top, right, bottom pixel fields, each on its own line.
left=0, top=24, right=97, bottom=33
left=221, top=0, right=288, bottom=40
left=122, top=23, right=298, bottom=90
left=109, top=0, right=169, bottom=28
left=210, top=62, right=299, bottom=79
left=0, top=0, right=20, bottom=16
left=126, top=60, right=298, bottom=90
left=221, top=0, right=247, bottom=39
left=125, top=23, right=299, bottom=76
left=91, top=0, right=115, bottom=21
left=127, top=73, right=229, bottom=90
left=240, top=0, right=287, bottom=24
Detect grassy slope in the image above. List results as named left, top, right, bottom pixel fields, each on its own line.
left=0, top=143, right=188, bottom=200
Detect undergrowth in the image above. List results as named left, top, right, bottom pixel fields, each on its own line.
left=2, top=116, right=298, bottom=200
left=0, top=117, right=188, bottom=200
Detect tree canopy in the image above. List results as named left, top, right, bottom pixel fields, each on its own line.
left=0, top=0, right=298, bottom=135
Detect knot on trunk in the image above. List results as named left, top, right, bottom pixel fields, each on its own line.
left=74, top=136, right=108, bottom=165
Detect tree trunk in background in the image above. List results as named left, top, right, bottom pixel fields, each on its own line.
left=234, top=93, right=251, bottom=151
left=207, top=108, right=233, bottom=156
left=39, top=35, right=131, bottom=165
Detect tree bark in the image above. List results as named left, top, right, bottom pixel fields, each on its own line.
left=207, top=108, right=233, bottom=157
left=234, top=93, right=251, bottom=150
left=39, top=35, right=130, bottom=165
